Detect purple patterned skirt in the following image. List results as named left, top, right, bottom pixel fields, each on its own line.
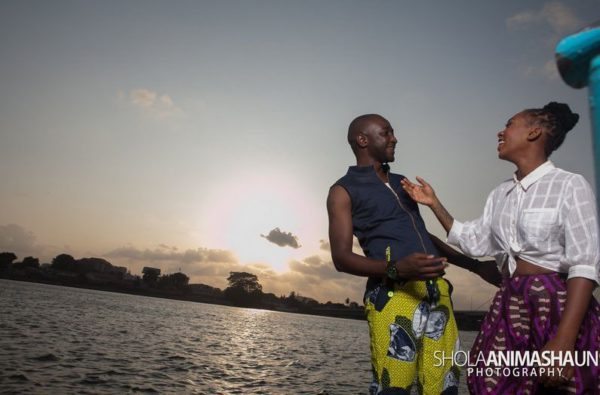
left=467, top=273, right=600, bottom=395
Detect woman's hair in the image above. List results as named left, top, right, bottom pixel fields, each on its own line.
left=524, top=102, right=579, bottom=156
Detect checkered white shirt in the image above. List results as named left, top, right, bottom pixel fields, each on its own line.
left=448, top=161, right=600, bottom=284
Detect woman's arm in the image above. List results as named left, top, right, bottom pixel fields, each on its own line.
left=430, top=234, right=502, bottom=287
left=540, top=175, right=600, bottom=386
left=402, top=176, right=498, bottom=259
left=539, top=277, right=594, bottom=386
left=557, top=278, right=594, bottom=342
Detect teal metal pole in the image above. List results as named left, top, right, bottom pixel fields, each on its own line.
left=591, top=55, right=600, bottom=198
left=556, top=22, right=600, bottom=210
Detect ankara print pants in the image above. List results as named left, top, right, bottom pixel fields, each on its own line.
left=364, top=278, right=460, bottom=395
left=467, top=273, right=600, bottom=395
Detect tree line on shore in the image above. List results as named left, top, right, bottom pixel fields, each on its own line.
left=0, top=252, right=363, bottom=317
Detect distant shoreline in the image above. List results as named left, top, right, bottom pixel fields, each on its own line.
left=0, top=275, right=486, bottom=330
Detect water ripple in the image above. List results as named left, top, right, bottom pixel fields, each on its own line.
left=0, top=279, right=476, bottom=394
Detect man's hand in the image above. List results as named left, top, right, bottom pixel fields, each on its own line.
left=396, top=253, right=448, bottom=280
left=401, top=176, right=438, bottom=207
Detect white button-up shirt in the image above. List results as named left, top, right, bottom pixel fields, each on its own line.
left=448, top=161, right=600, bottom=284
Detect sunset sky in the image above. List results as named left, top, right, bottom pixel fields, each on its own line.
left=1, top=0, right=599, bottom=309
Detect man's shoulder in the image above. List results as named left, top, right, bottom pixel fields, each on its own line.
left=331, top=173, right=351, bottom=189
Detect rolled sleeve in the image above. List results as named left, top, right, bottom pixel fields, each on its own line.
left=446, top=220, right=464, bottom=247
left=567, top=264, right=599, bottom=284
left=564, top=175, right=600, bottom=285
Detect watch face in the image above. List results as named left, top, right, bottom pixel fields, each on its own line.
left=386, top=261, right=397, bottom=280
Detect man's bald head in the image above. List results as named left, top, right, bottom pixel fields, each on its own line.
left=347, top=114, right=387, bottom=152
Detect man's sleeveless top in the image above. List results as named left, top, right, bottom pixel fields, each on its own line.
left=334, top=165, right=439, bottom=291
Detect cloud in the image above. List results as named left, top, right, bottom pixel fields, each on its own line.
left=319, top=239, right=330, bottom=251
left=506, top=10, right=537, bottom=31
left=319, top=237, right=364, bottom=256
left=288, top=255, right=341, bottom=280
left=540, top=2, right=581, bottom=34
left=103, top=244, right=243, bottom=287
left=101, top=241, right=367, bottom=304
left=119, top=88, right=183, bottom=118
left=260, top=227, right=301, bottom=249
left=520, top=58, right=560, bottom=80
left=541, top=59, right=559, bottom=80
left=506, top=2, right=581, bottom=81
left=259, top=255, right=366, bottom=303
left=130, top=88, right=157, bottom=108
left=106, top=244, right=237, bottom=264
left=506, top=2, right=581, bottom=34
left=0, top=224, right=44, bottom=258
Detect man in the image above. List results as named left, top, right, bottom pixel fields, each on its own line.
left=327, top=114, right=501, bottom=395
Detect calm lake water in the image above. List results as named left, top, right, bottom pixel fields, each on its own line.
left=0, top=279, right=476, bottom=394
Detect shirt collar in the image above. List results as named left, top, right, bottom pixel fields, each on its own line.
left=347, top=165, right=377, bottom=174
left=347, top=165, right=396, bottom=185
left=511, top=161, right=555, bottom=191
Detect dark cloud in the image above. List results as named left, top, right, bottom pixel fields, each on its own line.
left=158, top=243, right=178, bottom=251
left=288, top=255, right=343, bottom=281
left=276, top=256, right=365, bottom=303
left=261, top=227, right=301, bottom=249
left=102, top=242, right=501, bottom=308
left=105, top=245, right=237, bottom=264
left=103, top=244, right=242, bottom=289
left=319, top=239, right=330, bottom=251
left=104, top=242, right=365, bottom=304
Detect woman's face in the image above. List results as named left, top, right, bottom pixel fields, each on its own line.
left=497, top=111, right=533, bottom=162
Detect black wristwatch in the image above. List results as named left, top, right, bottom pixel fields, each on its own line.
left=385, top=246, right=398, bottom=280
left=386, top=259, right=399, bottom=280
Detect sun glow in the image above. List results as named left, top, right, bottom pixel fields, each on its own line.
left=197, top=168, right=322, bottom=271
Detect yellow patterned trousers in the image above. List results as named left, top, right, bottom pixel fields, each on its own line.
left=364, top=278, right=460, bottom=395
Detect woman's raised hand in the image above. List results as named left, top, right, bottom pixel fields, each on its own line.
left=400, top=176, right=437, bottom=207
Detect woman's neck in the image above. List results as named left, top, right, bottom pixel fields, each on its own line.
left=514, top=156, right=547, bottom=180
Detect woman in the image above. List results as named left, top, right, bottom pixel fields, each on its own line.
left=401, top=102, right=600, bottom=394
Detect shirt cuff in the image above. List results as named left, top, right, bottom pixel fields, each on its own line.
left=567, top=264, right=599, bottom=285
left=446, top=220, right=464, bottom=247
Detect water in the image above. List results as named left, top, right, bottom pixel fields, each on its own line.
left=0, top=280, right=476, bottom=394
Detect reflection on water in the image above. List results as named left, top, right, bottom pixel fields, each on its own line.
left=0, top=280, right=475, bottom=394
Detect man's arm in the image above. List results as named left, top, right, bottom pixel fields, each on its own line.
left=429, top=233, right=502, bottom=287
left=327, top=185, right=446, bottom=279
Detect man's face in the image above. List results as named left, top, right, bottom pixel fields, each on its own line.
left=364, top=117, right=397, bottom=163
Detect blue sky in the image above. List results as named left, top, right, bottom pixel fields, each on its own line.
left=1, top=0, right=598, bottom=308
